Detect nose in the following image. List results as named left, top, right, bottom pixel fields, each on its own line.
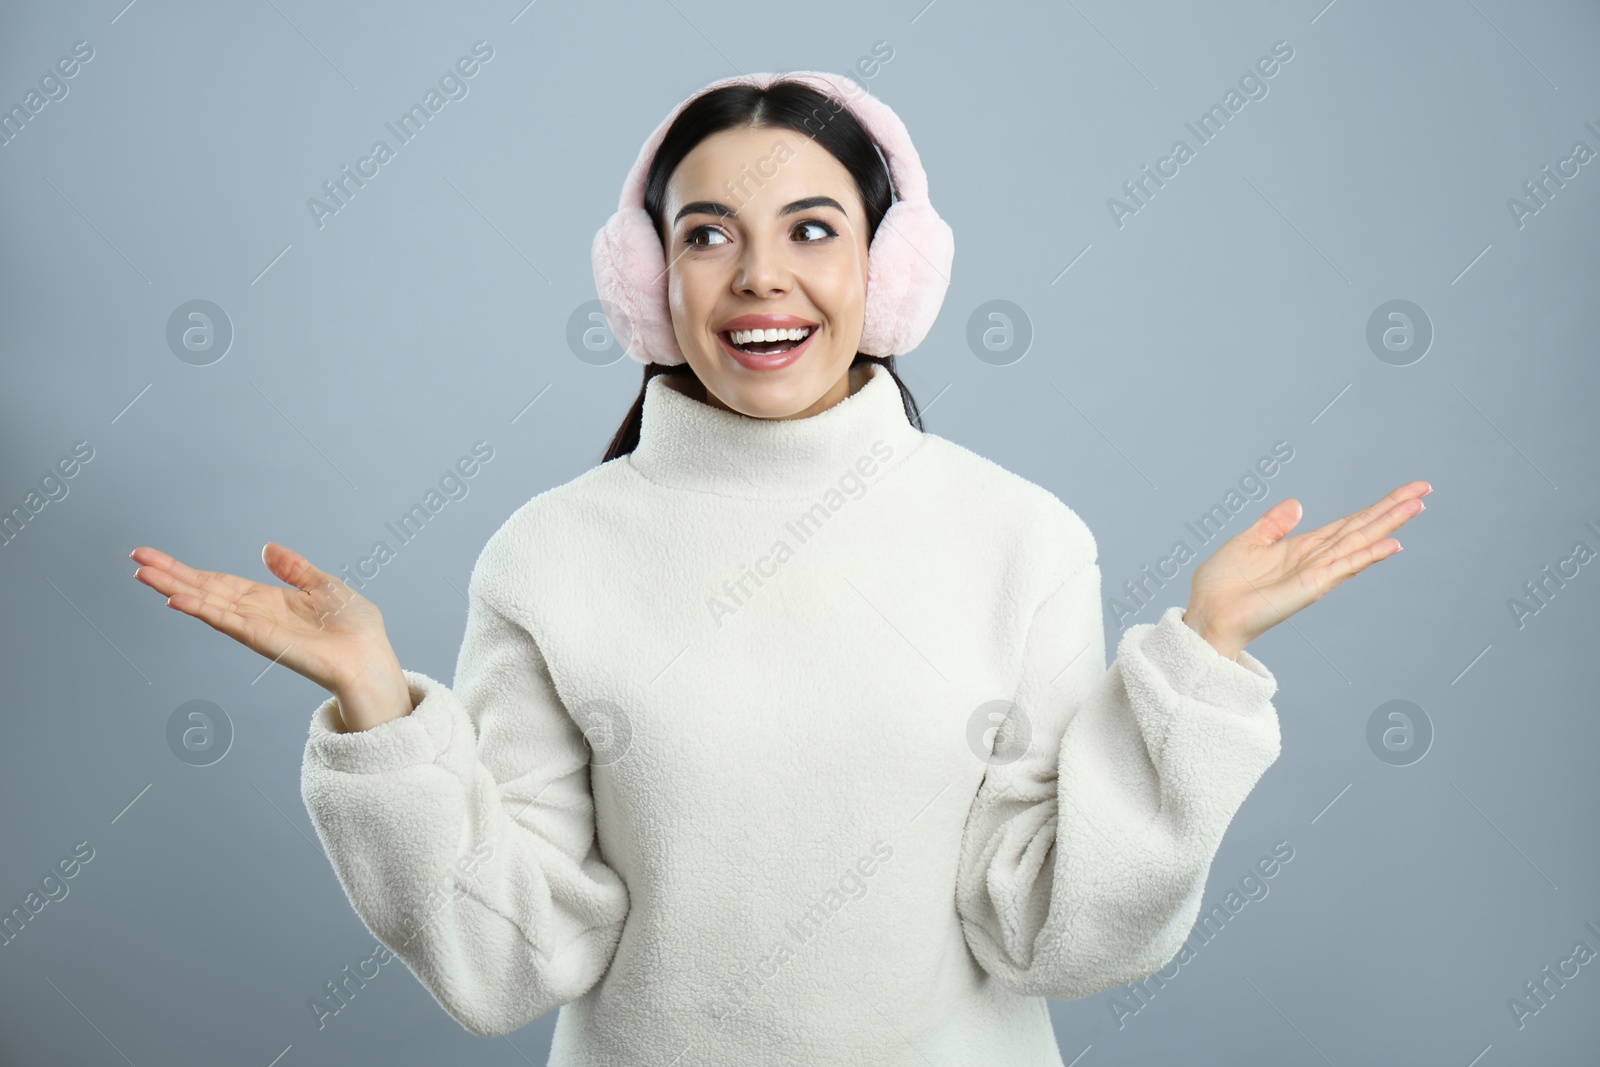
left=733, top=234, right=792, bottom=298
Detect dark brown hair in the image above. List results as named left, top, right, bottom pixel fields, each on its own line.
left=600, top=78, right=924, bottom=463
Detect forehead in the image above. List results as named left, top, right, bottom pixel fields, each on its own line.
left=664, top=125, right=860, bottom=217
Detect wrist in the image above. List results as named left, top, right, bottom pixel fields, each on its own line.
left=333, top=659, right=414, bottom=733
left=1181, top=606, right=1244, bottom=662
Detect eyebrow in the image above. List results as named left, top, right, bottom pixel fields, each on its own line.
left=672, top=195, right=846, bottom=227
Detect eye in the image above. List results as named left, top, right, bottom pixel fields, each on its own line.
left=794, top=220, right=836, bottom=241
left=684, top=225, right=728, bottom=248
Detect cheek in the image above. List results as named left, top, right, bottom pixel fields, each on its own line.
left=668, top=268, right=711, bottom=320
left=837, top=242, right=871, bottom=314
left=810, top=258, right=867, bottom=315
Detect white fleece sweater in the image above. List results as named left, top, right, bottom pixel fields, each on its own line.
left=299, top=361, right=1283, bottom=1065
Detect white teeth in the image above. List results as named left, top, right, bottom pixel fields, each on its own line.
left=727, top=326, right=812, bottom=345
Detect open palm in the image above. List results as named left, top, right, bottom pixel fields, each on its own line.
left=130, top=541, right=390, bottom=695
left=1187, top=479, right=1432, bottom=653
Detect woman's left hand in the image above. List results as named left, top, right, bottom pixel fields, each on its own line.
left=1182, top=480, right=1433, bottom=661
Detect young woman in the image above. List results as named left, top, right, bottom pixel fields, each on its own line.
left=130, top=71, right=1428, bottom=1064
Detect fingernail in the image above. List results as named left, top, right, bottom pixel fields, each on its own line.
left=1422, top=485, right=1434, bottom=496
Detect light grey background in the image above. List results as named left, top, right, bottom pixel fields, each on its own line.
left=3, top=0, right=1597, bottom=1063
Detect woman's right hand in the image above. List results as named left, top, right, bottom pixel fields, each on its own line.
left=130, top=542, right=412, bottom=730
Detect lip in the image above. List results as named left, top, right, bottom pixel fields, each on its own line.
left=716, top=313, right=819, bottom=332
left=717, top=323, right=818, bottom=372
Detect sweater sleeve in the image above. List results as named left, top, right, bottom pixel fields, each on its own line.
left=955, top=553, right=1281, bottom=1000
left=298, top=571, right=630, bottom=1037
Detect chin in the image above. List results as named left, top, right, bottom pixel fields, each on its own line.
left=715, top=373, right=817, bottom=418
left=702, top=356, right=844, bottom=419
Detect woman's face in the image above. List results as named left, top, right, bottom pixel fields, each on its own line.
left=660, top=124, right=873, bottom=420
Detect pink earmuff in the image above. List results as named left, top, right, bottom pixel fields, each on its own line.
left=590, top=70, right=955, bottom=366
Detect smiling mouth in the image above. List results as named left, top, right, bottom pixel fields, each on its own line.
left=719, top=326, right=814, bottom=355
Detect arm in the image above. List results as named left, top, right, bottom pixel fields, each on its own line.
left=956, top=555, right=1281, bottom=999
left=298, top=565, right=629, bottom=1037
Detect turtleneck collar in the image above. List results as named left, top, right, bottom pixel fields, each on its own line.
left=627, top=362, right=924, bottom=500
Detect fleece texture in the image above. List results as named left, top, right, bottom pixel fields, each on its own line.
left=299, top=361, right=1283, bottom=1065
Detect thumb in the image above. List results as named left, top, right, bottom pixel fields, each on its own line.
left=1246, top=498, right=1302, bottom=546
left=262, top=541, right=339, bottom=595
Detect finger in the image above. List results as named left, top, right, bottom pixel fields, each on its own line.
left=130, top=546, right=256, bottom=601
left=1246, top=498, right=1303, bottom=545
left=1326, top=495, right=1425, bottom=564
left=166, top=586, right=272, bottom=650
left=142, top=564, right=269, bottom=637
left=1303, top=480, right=1431, bottom=544
left=263, top=541, right=346, bottom=599
left=267, top=547, right=365, bottom=629
left=132, top=565, right=262, bottom=633
left=1324, top=534, right=1404, bottom=588
left=133, top=562, right=212, bottom=605
left=1335, top=480, right=1429, bottom=536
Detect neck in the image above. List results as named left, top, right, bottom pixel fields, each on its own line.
left=628, top=361, right=923, bottom=500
